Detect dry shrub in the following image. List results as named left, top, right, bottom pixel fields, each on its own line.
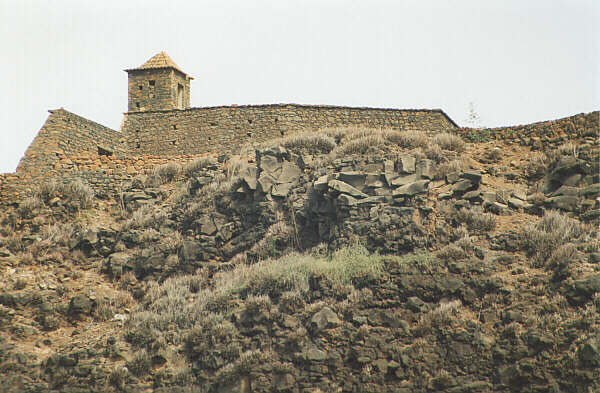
left=34, top=180, right=60, bottom=203
left=194, top=173, right=242, bottom=202
left=546, top=243, right=579, bottom=280
left=557, top=142, right=579, bottom=158
left=425, top=143, right=444, bottom=162
left=249, top=221, right=295, bottom=261
left=453, top=207, right=496, bottom=233
left=525, top=152, right=548, bottom=180
left=244, top=294, right=272, bottom=313
left=435, top=159, right=469, bottom=180
left=433, top=132, right=465, bottom=152
left=184, top=156, right=218, bottom=177
left=415, top=300, right=462, bottom=336
left=389, top=130, right=430, bottom=149
left=322, top=127, right=353, bottom=143
left=34, top=179, right=94, bottom=210
left=521, top=210, right=585, bottom=267
left=126, top=350, right=152, bottom=376
left=152, top=162, right=182, bottom=183
left=273, top=132, right=337, bottom=154
left=17, top=196, right=44, bottom=218
left=63, top=179, right=94, bottom=209
left=123, top=205, right=168, bottom=231
left=278, top=290, right=305, bottom=313
left=331, top=134, right=386, bottom=157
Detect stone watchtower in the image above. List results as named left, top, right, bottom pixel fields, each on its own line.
left=125, top=52, right=193, bottom=112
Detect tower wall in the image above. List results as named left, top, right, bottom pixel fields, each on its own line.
left=127, top=68, right=190, bottom=112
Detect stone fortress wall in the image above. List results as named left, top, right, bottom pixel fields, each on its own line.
left=456, top=111, right=599, bottom=142
left=122, top=104, right=457, bottom=156
left=1, top=106, right=597, bottom=206
left=16, top=109, right=126, bottom=174
left=3, top=51, right=597, bottom=206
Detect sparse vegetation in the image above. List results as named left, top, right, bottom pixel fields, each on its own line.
left=153, top=162, right=182, bottom=183
left=183, top=156, right=218, bottom=177
left=433, top=132, right=465, bottom=152
left=521, top=210, right=586, bottom=267
left=452, top=206, right=496, bottom=233
left=270, top=131, right=336, bottom=154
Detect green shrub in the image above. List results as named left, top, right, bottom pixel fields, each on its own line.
left=216, top=242, right=383, bottom=297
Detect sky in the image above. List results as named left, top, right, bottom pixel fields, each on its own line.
left=0, top=0, right=598, bottom=173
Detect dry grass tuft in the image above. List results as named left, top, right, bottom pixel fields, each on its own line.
left=184, top=156, right=218, bottom=177
left=271, top=132, right=337, bottom=154
left=453, top=207, right=496, bottom=233
left=521, top=210, right=585, bottom=267
left=433, top=132, right=465, bottom=152
left=153, top=162, right=182, bottom=183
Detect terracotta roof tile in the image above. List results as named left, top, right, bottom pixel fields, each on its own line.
left=127, top=52, right=187, bottom=75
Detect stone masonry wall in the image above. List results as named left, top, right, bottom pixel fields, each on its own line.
left=1, top=153, right=213, bottom=204
left=16, top=108, right=126, bottom=175
left=457, top=111, right=599, bottom=142
left=122, top=104, right=458, bottom=156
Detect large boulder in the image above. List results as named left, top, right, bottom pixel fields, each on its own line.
left=578, top=338, right=600, bottom=367
left=68, top=294, right=95, bottom=317
left=310, top=307, right=341, bottom=332
left=416, top=159, right=435, bottom=179
left=328, top=180, right=368, bottom=198
left=565, top=273, right=600, bottom=304
left=277, top=162, right=301, bottom=184
left=398, top=155, right=416, bottom=174
left=392, top=180, right=430, bottom=197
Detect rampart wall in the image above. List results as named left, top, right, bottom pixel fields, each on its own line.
left=1, top=153, right=210, bottom=203
left=1, top=106, right=597, bottom=207
left=456, top=111, right=599, bottom=142
left=122, top=104, right=458, bottom=156
left=16, top=109, right=126, bottom=175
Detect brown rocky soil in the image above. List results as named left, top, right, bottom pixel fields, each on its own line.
left=0, top=127, right=598, bottom=393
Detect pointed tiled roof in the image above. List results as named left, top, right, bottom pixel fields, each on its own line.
left=126, top=52, right=187, bottom=75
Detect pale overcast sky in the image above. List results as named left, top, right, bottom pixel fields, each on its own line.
left=1, top=0, right=598, bottom=173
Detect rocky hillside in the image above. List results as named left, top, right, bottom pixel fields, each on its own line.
left=0, top=125, right=598, bottom=393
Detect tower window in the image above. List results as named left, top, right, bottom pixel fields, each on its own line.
left=177, top=84, right=184, bottom=108
left=136, top=102, right=140, bottom=109
left=149, top=80, right=155, bottom=87
left=138, top=85, right=143, bottom=90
